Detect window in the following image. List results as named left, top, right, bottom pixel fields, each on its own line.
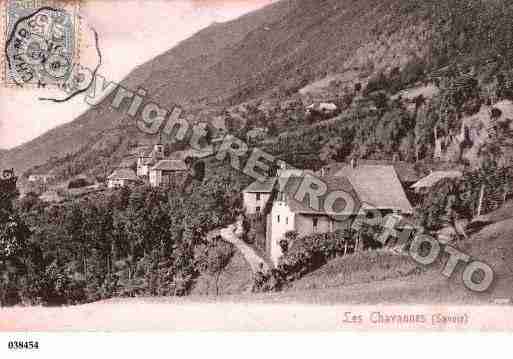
left=277, top=215, right=280, bottom=223
left=285, top=217, right=288, bottom=225
left=256, top=206, right=261, bottom=213
left=313, top=217, right=319, bottom=230
left=256, top=193, right=261, bottom=201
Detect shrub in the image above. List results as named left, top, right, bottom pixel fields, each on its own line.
left=68, top=178, right=92, bottom=189
left=277, top=230, right=356, bottom=281
left=400, top=58, right=426, bottom=86
left=364, top=72, right=389, bottom=95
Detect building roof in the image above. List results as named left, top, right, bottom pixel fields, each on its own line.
left=321, top=160, right=420, bottom=183
left=40, top=190, right=63, bottom=203
left=133, top=146, right=152, bottom=157
left=130, top=145, right=152, bottom=157
left=246, top=128, right=267, bottom=139
left=334, top=165, right=414, bottom=214
left=108, top=168, right=138, bottom=181
left=120, top=157, right=137, bottom=168
left=277, top=176, right=360, bottom=216
left=151, top=160, right=188, bottom=172
left=278, top=168, right=316, bottom=178
left=243, top=178, right=277, bottom=193
left=29, top=173, right=52, bottom=177
left=170, top=148, right=214, bottom=160
left=411, top=171, right=463, bottom=190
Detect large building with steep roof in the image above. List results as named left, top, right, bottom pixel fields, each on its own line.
left=266, top=175, right=362, bottom=265
left=107, top=168, right=139, bottom=188
left=333, top=162, right=414, bottom=215
left=149, top=159, right=188, bottom=187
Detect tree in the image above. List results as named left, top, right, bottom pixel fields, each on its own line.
left=319, top=136, right=351, bottom=163
left=64, top=204, right=89, bottom=278
left=0, top=170, right=32, bottom=306
left=197, top=239, right=234, bottom=295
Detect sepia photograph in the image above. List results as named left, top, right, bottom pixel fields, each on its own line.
left=1, top=0, right=513, bottom=348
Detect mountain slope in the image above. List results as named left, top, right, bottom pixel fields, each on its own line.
left=0, top=0, right=429, bottom=175
left=3, top=0, right=513, bottom=177
left=0, top=0, right=292, bottom=174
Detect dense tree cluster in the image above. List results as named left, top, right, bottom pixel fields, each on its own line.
left=1, top=166, right=246, bottom=306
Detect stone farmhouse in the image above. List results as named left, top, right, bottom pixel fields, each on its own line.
left=108, top=142, right=189, bottom=188
left=243, top=160, right=414, bottom=265
left=242, top=178, right=276, bottom=215
left=28, top=173, right=54, bottom=183
left=266, top=176, right=362, bottom=265
left=107, top=168, right=139, bottom=189
left=136, top=144, right=165, bottom=178
left=149, top=159, right=189, bottom=187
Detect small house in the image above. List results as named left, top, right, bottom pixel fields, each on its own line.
left=266, top=176, right=361, bottom=265
left=246, top=128, right=268, bottom=142
left=40, top=190, right=64, bottom=203
left=107, top=168, right=139, bottom=188
left=137, top=143, right=165, bottom=177
left=28, top=174, right=54, bottom=183
left=149, top=159, right=188, bottom=187
left=243, top=178, right=277, bottom=215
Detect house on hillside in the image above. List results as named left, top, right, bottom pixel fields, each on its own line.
left=243, top=178, right=277, bottom=215
left=170, top=147, right=214, bottom=161
left=266, top=176, right=361, bottom=265
left=332, top=161, right=414, bottom=215
left=246, top=127, right=268, bottom=142
left=107, top=168, right=139, bottom=188
left=277, top=167, right=315, bottom=178
left=306, top=102, right=338, bottom=115
left=411, top=171, right=463, bottom=193
left=28, top=173, right=54, bottom=183
left=273, top=161, right=314, bottom=178
left=40, top=190, right=64, bottom=203
left=149, top=159, right=188, bottom=187
left=137, top=143, right=165, bottom=177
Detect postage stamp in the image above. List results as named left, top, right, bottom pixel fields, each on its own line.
left=2, top=0, right=80, bottom=87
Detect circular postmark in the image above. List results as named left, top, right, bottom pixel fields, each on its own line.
left=5, top=7, right=76, bottom=87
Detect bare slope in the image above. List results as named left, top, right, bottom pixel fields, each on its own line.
left=0, top=0, right=424, bottom=175
left=283, top=218, right=513, bottom=304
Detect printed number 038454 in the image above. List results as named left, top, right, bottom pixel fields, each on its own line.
left=8, top=341, right=39, bottom=350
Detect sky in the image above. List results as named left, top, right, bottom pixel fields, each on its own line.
left=0, top=0, right=274, bottom=149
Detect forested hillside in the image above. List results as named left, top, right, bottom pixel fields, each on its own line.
left=2, top=0, right=513, bottom=305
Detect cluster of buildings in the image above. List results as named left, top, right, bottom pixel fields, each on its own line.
left=242, top=159, right=464, bottom=265
left=107, top=143, right=195, bottom=189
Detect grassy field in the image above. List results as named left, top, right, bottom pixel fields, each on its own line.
left=280, top=218, right=513, bottom=305
left=1, top=219, right=512, bottom=331
left=191, top=250, right=253, bottom=296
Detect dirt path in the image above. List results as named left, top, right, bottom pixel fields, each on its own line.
left=218, top=222, right=270, bottom=273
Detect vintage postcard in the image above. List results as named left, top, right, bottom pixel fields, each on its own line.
left=1, top=0, right=513, bottom=351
